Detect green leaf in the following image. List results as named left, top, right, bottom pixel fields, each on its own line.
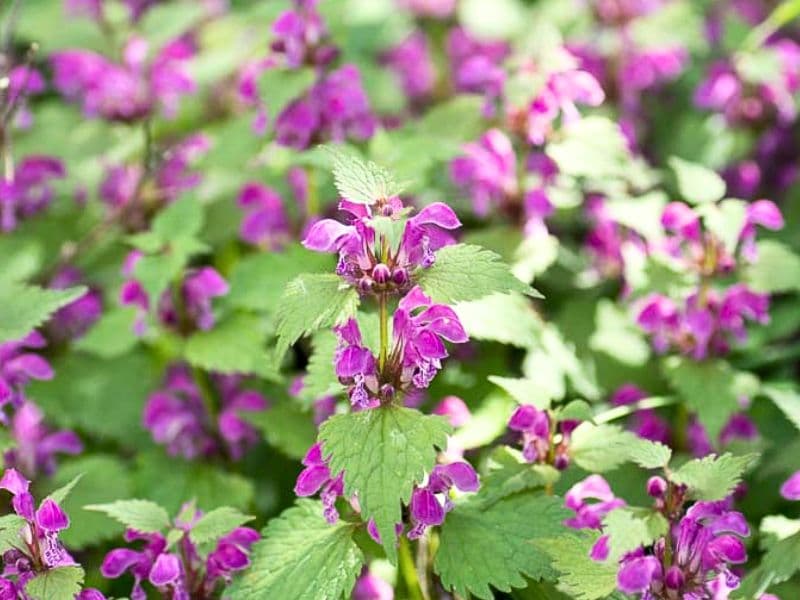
left=133, top=451, right=254, bottom=514
left=602, top=508, right=668, bottom=562
left=589, top=300, right=650, bottom=366
left=458, top=0, right=526, bottom=41
left=274, top=273, right=359, bottom=361
left=246, top=399, right=317, bottom=460
left=671, top=453, right=759, bottom=501
left=569, top=423, right=639, bottom=472
left=664, top=357, right=756, bottom=439
left=417, top=244, right=541, bottom=304
left=435, top=493, right=570, bottom=599
left=45, top=474, right=82, bottom=506
left=318, top=406, right=452, bottom=562
left=299, top=331, right=343, bottom=402
left=488, top=376, right=553, bottom=409
left=555, top=400, right=594, bottom=423
left=627, top=438, right=673, bottom=469
left=49, top=455, right=133, bottom=549
left=226, top=245, right=332, bottom=312
left=697, top=199, right=748, bottom=254
left=454, top=293, right=540, bottom=348
left=133, top=252, right=185, bottom=303
left=152, top=197, right=204, bottom=241
left=85, top=499, right=171, bottom=533
left=477, top=446, right=560, bottom=508
left=25, top=566, right=84, bottom=600
left=546, top=117, right=629, bottom=180
left=745, top=240, right=800, bottom=293
left=762, top=383, right=800, bottom=432
left=190, top=507, right=254, bottom=546
left=536, top=533, right=619, bottom=600
left=0, top=284, right=87, bottom=343
left=185, top=315, right=276, bottom=377
left=0, top=514, right=27, bottom=553
left=74, top=307, right=139, bottom=358
left=325, top=145, right=404, bottom=205
left=734, top=531, right=800, bottom=598
left=604, top=192, right=668, bottom=243
left=258, top=67, right=316, bottom=125
left=450, top=392, right=516, bottom=450
left=229, top=500, right=363, bottom=600
left=669, top=156, right=726, bottom=204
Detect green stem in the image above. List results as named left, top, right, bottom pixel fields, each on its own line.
left=378, top=293, right=388, bottom=371
left=592, top=396, right=678, bottom=424
left=744, top=0, right=800, bottom=50
left=399, top=537, right=426, bottom=600
left=305, top=166, right=319, bottom=217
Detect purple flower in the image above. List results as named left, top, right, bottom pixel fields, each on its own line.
left=4, top=402, right=83, bottom=478
left=237, top=183, right=290, bottom=249
left=0, top=468, right=75, bottom=574
left=99, top=164, right=143, bottom=208
left=270, top=0, right=335, bottom=68
left=393, top=287, right=468, bottom=389
left=780, top=471, right=800, bottom=501
left=381, top=32, right=436, bottom=102
left=616, top=501, right=749, bottom=598
left=450, top=129, right=518, bottom=216
left=294, top=443, right=345, bottom=523
left=353, top=568, right=394, bottom=600
left=0, top=332, right=53, bottom=412
left=564, top=475, right=626, bottom=531
left=143, top=365, right=267, bottom=460
left=333, top=319, right=378, bottom=409
left=432, top=395, right=471, bottom=428
left=611, top=384, right=671, bottom=445
left=303, top=199, right=460, bottom=294
left=47, top=267, right=103, bottom=342
left=51, top=36, right=195, bottom=122
left=507, top=404, right=551, bottom=463
left=446, top=27, right=508, bottom=111
left=0, top=156, right=66, bottom=232
left=407, top=461, right=479, bottom=539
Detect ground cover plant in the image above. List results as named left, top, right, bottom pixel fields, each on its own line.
left=1, top=0, right=800, bottom=598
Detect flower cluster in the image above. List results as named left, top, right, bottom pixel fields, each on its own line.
left=143, top=364, right=268, bottom=461
left=0, top=157, right=66, bottom=233
left=120, top=253, right=229, bottom=335
left=507, top=403, right=578, bottom=469
left=101, top=504, right=259, bottom=599
left=51, top=36, right=195, bottom=122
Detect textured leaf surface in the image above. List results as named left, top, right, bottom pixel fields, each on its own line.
left=745, top=240, right=800, bottom=293
left=25, top=566, right=84, bottom=600
left=85, top=499, right=171, bottom=532
left=326, top=146, right=404, bottom=204
left=191, top=507, right=254, bottom=546
left=229, top=500, right=363, bottom=600
left=275, top=273, right=359, bottom=361
left=569, top=423, right=639, bottom=472
left=734, top=531, right=800, bottom=598
left=477, top=446, right=559, bottom=508
left=0, top=284, right=87, bottom=343
left=417, top=244, right=541, bottom=304
left=669, top=156, right=726, bottom=204
left=435, top=493, right=570, bottom=599
left=602, top=508, right=668, bottom=562
left=454, top=293, right=540, bottom=347
left=246, top=399, right=317, bottom=460
left=185, top=315, right=276, bottom=377
left=319, top=406, right=451, bottom=562
left=671, top=453, right=758, bottom=500
left=536, top=534, right=619, bottom=600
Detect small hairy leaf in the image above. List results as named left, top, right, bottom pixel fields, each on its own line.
left=671, top=453, right=759, bottom=500
left=417, top=244, right=542, bottom=305
left=569, top=423, right=640, bottom=472
left=274, top=273, right=359, bottom=361
left=0, top=514, right=27, bottom=553
left=435, top=493, right=570, bottom=599
left=536, top=533, right=619, bottom=600
left=669, top=156, right=726, bottom=204
left=25, top=566, right=84, bottom=600
left=229, top=500, right=363, bottom=600
left=0, top=284, right=87, bottom=343
left=74, top=307, right=138, bottom=358
left=602, top=508, right=668, bottom=562
left=151, top=197, right=204, bottom=241
left=318, top=406, right=451, bottom=562
left=325, top=146, right=404, bottom=205
left=85, top=499, right=171, bottom=532
left=627, top=438, right=673, bottom=469
left=190, top=507, right=254, bottom=546
left=45, top=474, right=83, bottom=506
left=745, top=240, right=800, bottom=293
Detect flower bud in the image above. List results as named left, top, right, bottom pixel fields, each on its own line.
left=372, top=263, right=391, bottom=284
left=358, top=277, right=374, bottom=294
left=664, top=566, right=684, bottom=590
left=553, top=452, right=570, bottom=471
left=646, top=476, right=667, bottom=498
left=392, top=267, right=409, bottom=286
left=380, top=383, right=395, bottom=400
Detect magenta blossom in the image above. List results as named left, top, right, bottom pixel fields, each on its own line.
left=381, top=32, right=436, bottom=102
left=611, top=384, right=670, bottom=445
left=0, top=156, right=66, bottom=232
left=0, top=332, right=53, bottom=413
left=564, top=475, right=626, bottom=561
left=51, top=36, right=195, bottom=122
left=294, top=443, right=345, bottom=524
left=407, top=461, right=479, bottom=539
left=0, top=468, right=76, bottom=588
left=270, top=0, right=336, bottom=69
left=446, top=27, right=508, bottom=113
left=47, top=267, right=103, bottom=342
left=780, top=471, right=800, bottom=501
left=353, top=568, right=394, bottom=600
left=237, top=182, right=290, bottom=249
